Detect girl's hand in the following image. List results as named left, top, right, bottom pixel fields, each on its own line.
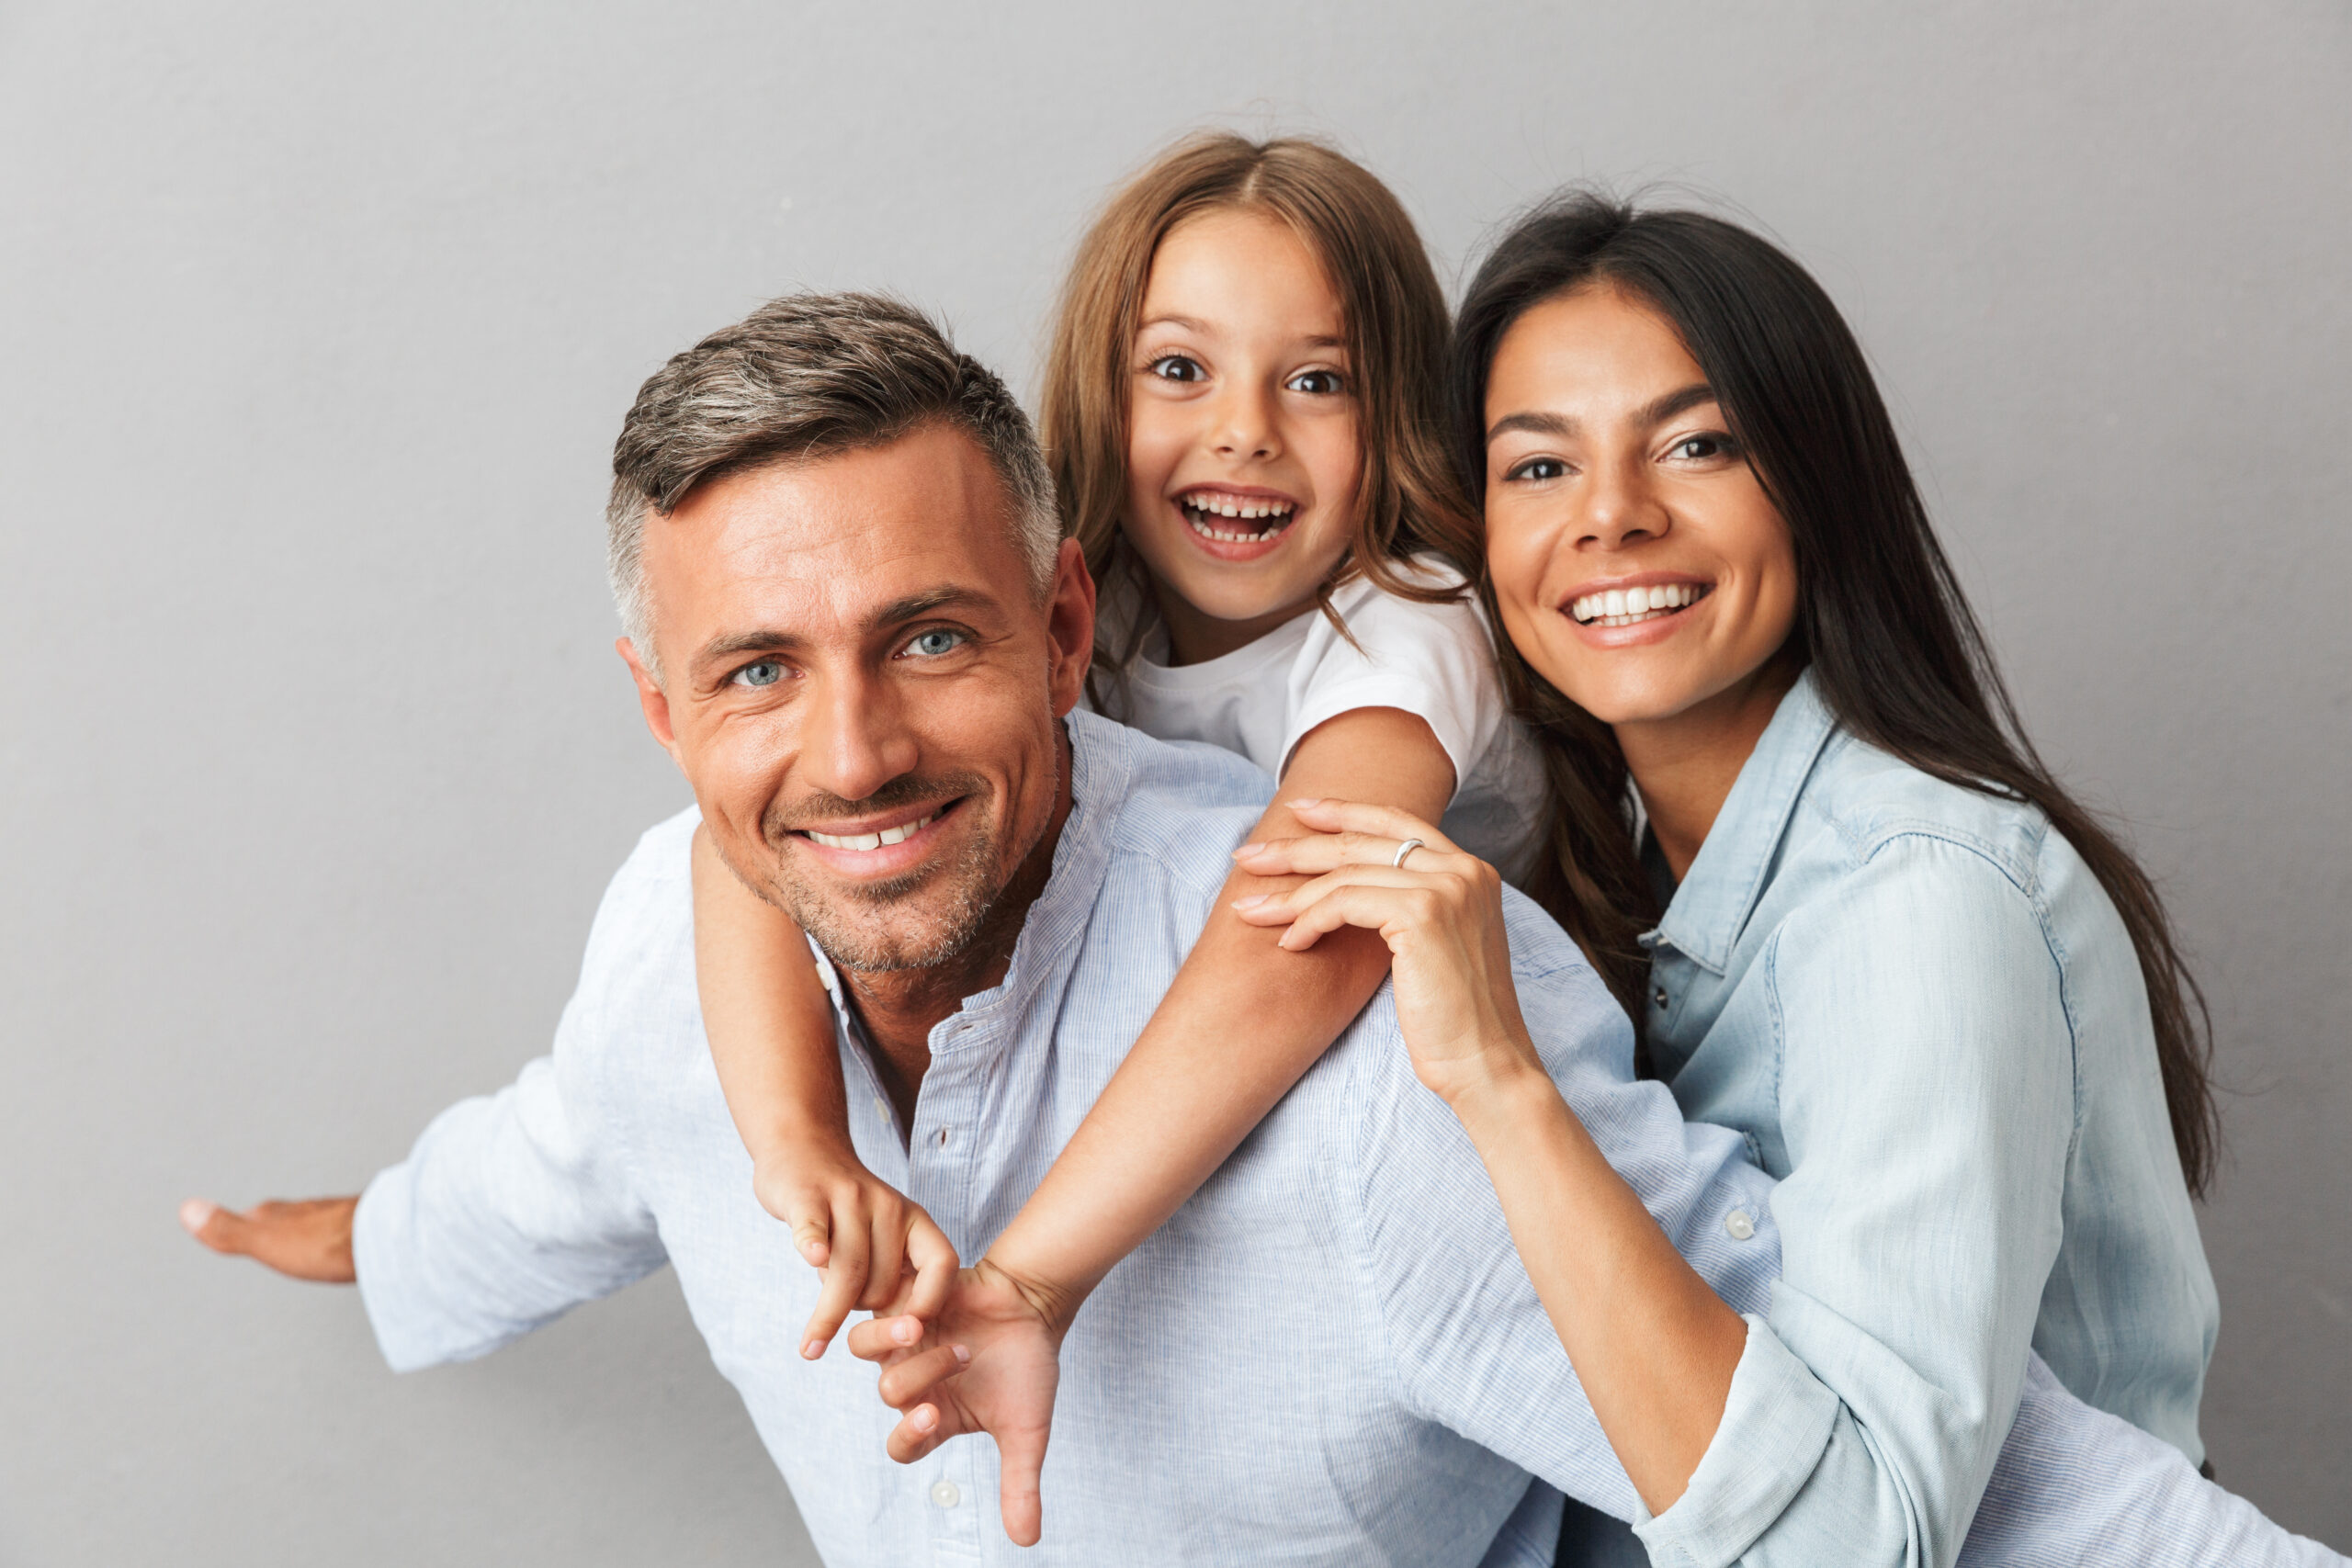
left=849, top=1258, right=1064, bottom=1547
left=1230, top=798, right=1547, bottom=1108
left=757, top=1145, right=958, bottom=1361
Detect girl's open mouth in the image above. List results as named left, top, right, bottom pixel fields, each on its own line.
left=1178, top=487, right=1297, bottom=546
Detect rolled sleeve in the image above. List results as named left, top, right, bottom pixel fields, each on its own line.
left=1634, top=1315, right=1842, bottom=1568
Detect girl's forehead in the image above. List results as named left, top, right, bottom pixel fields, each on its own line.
left=1139, top=209, right=1345, bottom=337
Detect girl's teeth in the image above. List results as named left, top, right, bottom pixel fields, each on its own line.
left=1182, top=495, right=1295, bottom=545
left=1569, top=582, right=1706, bottom=626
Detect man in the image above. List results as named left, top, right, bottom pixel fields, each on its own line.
left=185, top=294, right=2334, bottom=1568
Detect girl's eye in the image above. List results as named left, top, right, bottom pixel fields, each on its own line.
left=1285, top=368, right=1345, bottom=396
left=731, top=660, right=786, bottom=689
left=1668, top=434, right=1734, bottom=462
left=903, top=629, right=967, bottom=659
left=1505, top=457, right=1569, bottom=483
left=1146, top=354, right=1205, bottom=383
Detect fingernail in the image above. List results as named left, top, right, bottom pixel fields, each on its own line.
left=952, top=1344, right=971, bottom=1365
left=1287, top=797, right=1322, bottom=809
left=1231, top=842, right=1264, bottom=859
left=911, top=1404, right=938, bottom=1433
left=1231, top=894, right=1268, bottom=910
left=178, top=1199, right=217, bottom=1235
left=894, top=1316, right=921, bottom=1344
left=802, top=1338, right=825, bottom=1360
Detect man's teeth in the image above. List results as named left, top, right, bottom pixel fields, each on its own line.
left=1571, top=582, right=1707, bottom=626
left=1182, top=493, right=1295, bottom=543
left=806, top=812, right=937, bottom=852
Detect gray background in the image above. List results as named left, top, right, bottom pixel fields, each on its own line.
left=1, top=1, right=2345, bottom=1562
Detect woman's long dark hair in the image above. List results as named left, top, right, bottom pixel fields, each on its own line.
left=1453, top=193, right=2219, bottom=1196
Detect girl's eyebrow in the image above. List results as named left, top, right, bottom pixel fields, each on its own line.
left=1137, top=313, right=1215, bottom=336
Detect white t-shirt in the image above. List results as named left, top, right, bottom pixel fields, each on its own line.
left=1094, top=559, right=1548, bottom=880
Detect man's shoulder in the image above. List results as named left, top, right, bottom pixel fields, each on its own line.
left=1072, top=709, right=1274, bottom=895
left=571, top=803, right=702, bottom=1027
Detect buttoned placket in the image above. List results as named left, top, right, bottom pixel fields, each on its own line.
left=910, top=1011, right=989, bottom=1560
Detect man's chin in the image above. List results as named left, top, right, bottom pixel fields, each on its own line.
left=778, top=866, right=995, bottom=976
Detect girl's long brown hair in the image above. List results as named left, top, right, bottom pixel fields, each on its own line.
left=1453, top=192, right=2221, bottom=1196
left=1040, top=132, right=1477, bottom=683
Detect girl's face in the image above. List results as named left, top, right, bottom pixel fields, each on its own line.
left=1123, top=208, right=1363, bottom=662
left=1483, top=285, right=1799, bottom=733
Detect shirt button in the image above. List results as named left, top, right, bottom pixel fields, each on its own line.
left=1724, top=1209, right=1756, bottom=1241
left=1653, top=987, right=1668, bottom=1010
left=931, top=1479, right=961, bottom=1509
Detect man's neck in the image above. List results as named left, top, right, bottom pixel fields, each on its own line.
left=838, top=724, right=1075, bottom=1130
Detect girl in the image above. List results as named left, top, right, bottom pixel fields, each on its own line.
left=1236, top=193, right=2228, bottom=1563
left=689, top=131, right=1545, bottom=1434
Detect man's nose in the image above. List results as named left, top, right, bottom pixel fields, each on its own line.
left=797, top=668, right=920, bottom=806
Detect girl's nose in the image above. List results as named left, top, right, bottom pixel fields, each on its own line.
left=1211, top=382, right=1281, bottom=461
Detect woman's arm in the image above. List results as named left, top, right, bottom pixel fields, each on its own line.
left=978, top=705, right=1456, bottom=1327
left=1232, top=799, right=1747, bottom=1512
left=692, top=826, right=955, bottom=1356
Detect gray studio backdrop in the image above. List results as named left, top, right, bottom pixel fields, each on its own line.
left=2, top=2, right=2345, bottom=1562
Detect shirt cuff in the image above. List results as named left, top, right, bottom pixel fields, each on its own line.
left=1632, top=1314, right=1841, bottom=1568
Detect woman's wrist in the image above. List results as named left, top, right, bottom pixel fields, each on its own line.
left=1439, top=1046, right=1569, bottom=1140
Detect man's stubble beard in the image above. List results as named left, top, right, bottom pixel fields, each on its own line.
left=757, top=770, right=1047, bottom=976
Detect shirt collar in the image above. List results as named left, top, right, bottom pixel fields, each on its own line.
left=1645, top=667, right=1838, bottom=975
left=806, top=709, right=1136, bottom=1045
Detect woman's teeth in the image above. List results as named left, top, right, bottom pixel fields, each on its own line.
left=806, top=811, right=937, bottom=852
left=1570, top=582, right=1707, bottom=627
left=1182, top=493, right=1295, bottom=543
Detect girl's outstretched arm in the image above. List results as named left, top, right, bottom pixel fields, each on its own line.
left=1233, top=799, right=1746, bottom=1513
left=692, top=826, right=956, bottom=1357
left=978, top=705, right=1455, bottom=1328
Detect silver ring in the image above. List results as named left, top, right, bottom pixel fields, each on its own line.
left=1391, top=837, right=1425, bottom=869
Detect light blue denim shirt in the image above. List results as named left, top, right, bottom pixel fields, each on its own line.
left=352, top=711, right=2310, bottom=1568
left=1640, top=671, right=2222, bottom=1539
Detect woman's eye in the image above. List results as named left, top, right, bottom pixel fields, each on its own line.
left=1146, top=355, right=1205, bottom=383
left=731, top=660, right=786, bottom=689
left=1286, top=368, right=1345, bottom=396
left=1506, top=457, right=1569, bottom=482
left=904, top=629, right=967, bottom=659
left=1668, top=434, right=1732, bottom=462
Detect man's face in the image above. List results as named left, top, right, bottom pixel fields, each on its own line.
left=620, top=423, right=1094, bottom=973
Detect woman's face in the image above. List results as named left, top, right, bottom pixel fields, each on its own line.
left=1483, top=285, right=1799, bottom=730
left=1121, top=208, right=1363, bottom=662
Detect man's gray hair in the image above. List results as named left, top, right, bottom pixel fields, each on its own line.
left=606, top=292, right=1061, bottom=682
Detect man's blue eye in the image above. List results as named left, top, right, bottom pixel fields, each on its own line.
left=907, top=630, right=964, bottom=658
left=734, top=660, right=785, bottom=688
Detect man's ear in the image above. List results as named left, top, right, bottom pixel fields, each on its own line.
left=1045, top=537, right=1097, bottom=719
left=617, top=637, right=685, bottom=769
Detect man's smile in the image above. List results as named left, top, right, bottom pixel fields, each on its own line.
left=787, top=795, right=970, bottom=879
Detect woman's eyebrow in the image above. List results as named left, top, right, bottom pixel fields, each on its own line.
left=1485, top=383, right=1718, bottom=445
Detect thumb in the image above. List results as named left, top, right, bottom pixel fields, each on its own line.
left=181, top=1198, right=250, bottom=1257
left=996, top=1422, right=1050, bottom=1548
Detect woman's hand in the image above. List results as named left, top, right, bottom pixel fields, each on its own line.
left=1230, top=799, right=1547, bottom=1109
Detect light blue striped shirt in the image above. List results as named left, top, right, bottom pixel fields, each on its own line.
left=353, top=710, right=2335, bottom=1568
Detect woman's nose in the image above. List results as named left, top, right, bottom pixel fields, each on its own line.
left=1577, top=457, right=1669, bottom=550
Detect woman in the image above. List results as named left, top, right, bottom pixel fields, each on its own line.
left=1234, top=192, right=2222, bottom=1564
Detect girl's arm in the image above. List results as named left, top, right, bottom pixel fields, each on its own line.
left=692, top=826, right=956, bottom=1357
left=1231, top=798, right=1747, bottom=1513
left=978, top=705, right=1455, bottom=1328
